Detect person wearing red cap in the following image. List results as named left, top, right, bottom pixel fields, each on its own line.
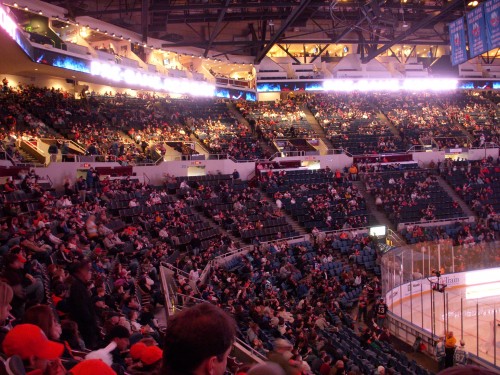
left=139, top=345, right=162, bottom=372
left=2, top=323, right=65, bottom=375
left=69, top=359, right=116, bottom=375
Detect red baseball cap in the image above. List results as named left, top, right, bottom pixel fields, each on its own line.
left=69, top=359, right=117, bottom=375
left=129, top=342, right=147, bottom=360
left=3, top=324, right=64, bottom=360
left=140, top=345, right=163, bottom=365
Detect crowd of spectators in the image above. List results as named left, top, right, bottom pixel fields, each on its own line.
left=400, top=220, right=498, bottom=248
left=307, top=93, right=405, bottom=155
left=1, top=84, right=265, bottom=165
left=260, top=168, right=373, bottom=232
left=238, top=99, right=317, bottom=141
left=364, top=169, right=464, bottom=225
left=176, top=231, right=433, bottom=375
left=2, top=82, right=500, bottom=374
left=376, top=93, right=466, bottom=149
left=0, top=169, right=256, bottom=374
left=438, top=92, right=499, bottom=147
left=441, top=157, right=499, bottom=219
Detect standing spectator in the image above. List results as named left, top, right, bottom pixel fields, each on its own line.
left=348, top=164, right=358, bottom=181
left=357, top=292, right=368, bottom=323
left=232, top=169, right=240, bottom=181
left=61, top=142, right=69, bottom=162
left=48, top=143, right=59, bottom=162
left=454, top=340, right=468, bottom=366
left=68, top=260, right=99, bottom=349
left=436, top=336, right=446, bottom=371
left=375, top=298, right=388, bottom=328
left=445, top=331, right=457, bottom=368
left=76, top=176, right=87, bottom=203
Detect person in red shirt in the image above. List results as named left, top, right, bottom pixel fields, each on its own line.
left=4, top=177, right=16, bottom=192
left=319, top=356, right=332, bottom=375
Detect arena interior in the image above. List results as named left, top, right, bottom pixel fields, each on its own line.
left=0, top=0, right=499, bottom=374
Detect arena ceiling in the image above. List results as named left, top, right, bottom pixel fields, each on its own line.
left=41, top=0, right=469, bottom=62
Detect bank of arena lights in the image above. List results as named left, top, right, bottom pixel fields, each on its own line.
left=323, top=78, right=458, bottom=91
left=90, top=61, right=215, bottom=97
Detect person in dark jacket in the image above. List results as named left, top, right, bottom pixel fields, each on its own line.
left=68, top=260, right=99, bottom=349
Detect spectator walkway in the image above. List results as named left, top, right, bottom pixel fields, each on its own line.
left=227, top=102, right=275, bottom=157
left=300, top=104, right=334, bottom=149
left=375, top=112, right=402, bottom=140
left=435, top=175, right=476, bottom=219
left=352, top=180, right=395, bottom=231
left=259, top=193, right=308, bottom=236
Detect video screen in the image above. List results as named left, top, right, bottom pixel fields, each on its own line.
left=215, top=87, right=256, bottom=101
left=34, top=48, right=91, bottom=73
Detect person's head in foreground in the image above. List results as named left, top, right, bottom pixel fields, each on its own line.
left=69, top=359, right=117, bottom=375
left=2, top=323, right=64, bottom=374
left=162, top=302, right=236, bottom=375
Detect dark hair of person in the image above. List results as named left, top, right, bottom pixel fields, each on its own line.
left=162, top=302, right=236, bottom=375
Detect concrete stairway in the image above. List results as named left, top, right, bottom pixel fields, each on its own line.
left=227, top=102, right=276, bottom=157
left=352, top=180, right=396, bottom=232
left=435, top=175, right=476, bottom=219
left=377, top=112, right=402, bottom=139
left=259, top=193, right=308, bottom=236
left=226, top=102, right=249, bottom=126
left=17, top=148, right=41, bottom=165
left=301, top=104, right=334, bottom=149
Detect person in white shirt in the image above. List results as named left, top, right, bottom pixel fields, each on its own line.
left=454, top=340, right=468, bottom=366
left=275, top=198, right=283, bottom=209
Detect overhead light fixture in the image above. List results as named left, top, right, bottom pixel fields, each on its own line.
left=468, top=0, right=478, bottom=6
left=402, top=21, right=409, bottom=28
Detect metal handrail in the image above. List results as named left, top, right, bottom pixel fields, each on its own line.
left=143, top=173, right=151, bottom=185
left=326, top=148, right=348, bottom=155
left=161, top=262, right=190, bottom=278
left=396, top=215, right=474, bottom=232
left=470, top=141, right=499, bottom=149
left=321, top=226, right=370, bottom=236
left=75, top=155, right=118, bottom=163
left=69, top=140, right=87, bottom=155
left=386, top=228, right=405, bottom=247
left=20, top=139, right=46, bottom=156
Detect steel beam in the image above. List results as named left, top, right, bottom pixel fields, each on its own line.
left=362, top=0, right=464, bottom=62
left=277, top=44, right=302, bottom=64
left=141, top=0, right=149, bottom=42
left=310, top=44, right=330, bottom=63
left=161, top=39, right=449, bottom=48
left=254, top=0, right=314, bottom=63
left=204, top=0, right=231, bottom=57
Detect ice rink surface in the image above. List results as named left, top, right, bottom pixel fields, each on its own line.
left=392, top=284, right=500, bottom=365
